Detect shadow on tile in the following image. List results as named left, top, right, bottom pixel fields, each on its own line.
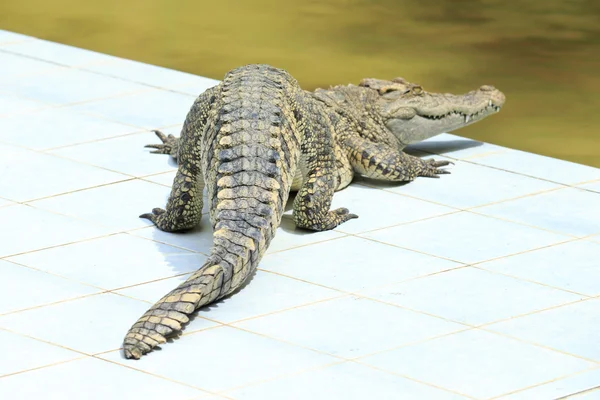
left=407, top=137, right=485, bottom=156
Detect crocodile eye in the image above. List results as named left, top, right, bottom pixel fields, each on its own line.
left=410, top=85, right=423, bottom=95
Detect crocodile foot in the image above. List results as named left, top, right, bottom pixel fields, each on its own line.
left=144, top=130, right=179, bottom=157
left=139, top=207, right=173, bottom=232
left=296, top=207, right=359, bottom=231
left=418, top=158, right=453, bottom=178
left=328, top=208, right=359, bottom=229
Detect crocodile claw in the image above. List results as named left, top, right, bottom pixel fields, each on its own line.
left=326, top=208, right=359, bottom=229
left=419, top=158, right=453, bottom=178
left=144, top=130, right=178, bottom=156
left=139, top=207, right=166, bottom=222
left=428, top=159, right=454, bottom=168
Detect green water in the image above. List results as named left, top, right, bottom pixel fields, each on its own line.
left=1, top=0, right=599, bottom=167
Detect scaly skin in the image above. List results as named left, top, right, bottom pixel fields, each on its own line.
left=123, top=64, right=357, bottom=359
left=149, top=75, right=505, bottom=189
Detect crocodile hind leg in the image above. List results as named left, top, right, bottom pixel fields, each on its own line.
left=139, top=87, right=217, bottom=231
left=145, top=130, right=180, bottom=159
left=293, top=103, right=358, bottom=231
left=343, top=135, right=451, bottom=182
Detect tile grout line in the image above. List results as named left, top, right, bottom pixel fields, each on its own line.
left=0, top=37, right=36, bottom=46
left=218, top=356, right=478, bottom=399
left=105, top=272, right=195, bottom=296
left=354, top=230, right=574, bottom=268
left=22, top=177, right=137, bottom=203
left=0, top=325, right=93, bottom=358
left=0, top=45, right=205, bottom=95
left=477, top=325, right=600, bottom=364
left=41, top=123, right=181, bottom=152
left=487, top=365, right=600, bottom=400
left=471, top=264, right=593, bottom=298
left=357, top=177, right=563, bottom=212
left=0, top=85, right=192, bottom=147
left=258, top=263, right=468, bottom=293
left=0, top=229, right=128, bottom=260
left=0, top=291, right=107, bottom=318
left=0, top=229, right=124, bottom=260
left=349, top=358, right=479, bottom=399
left=334, top=209, right=462, bottom=235
left=216, top=360, right=347, bottom=395
left=88, top=355, right=217, bottom=395
left=468, top=208, right=595, bottom=238
left=0, top=92, right=152, bottom=130
left=22, top=173, right=174, bottom=203
left=39, top=128, right=156, bottom=152
left=475, top=296, right=599, bottom=333
left=463, top=235, right=588, bottom=269
left=0, top=354, right=90, bottom=379
left=0, top=45, right=211, bottom=106
left=266, top=233, right=352, bottom=255
left=93, top=323, right=225, bottom=355
left=555, top=385, right=600, bottom=400
left=123, top=228, right=211, bottom=256
left=355, top=204, right=580, bottom=239
left=349, top=327, right=477, bottom=362
left=460, top=185, right=566, bottom=210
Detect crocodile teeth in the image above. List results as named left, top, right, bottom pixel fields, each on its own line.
left=465, top=115, right=470, bottom=123
left=488, top=100, right=493, bottom=106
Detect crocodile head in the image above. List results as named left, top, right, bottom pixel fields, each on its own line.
left=360, top=77, right=506, bottom=148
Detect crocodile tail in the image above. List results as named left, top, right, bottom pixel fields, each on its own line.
left=122, top=259, right=224, bottom=359
left=123, top=179, right=287, bottom=359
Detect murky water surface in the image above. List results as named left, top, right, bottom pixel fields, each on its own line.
left=2, top=0, right=599, bottom=166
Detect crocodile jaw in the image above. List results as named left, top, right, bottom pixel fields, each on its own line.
left=381, top=85, right=506, bottom=147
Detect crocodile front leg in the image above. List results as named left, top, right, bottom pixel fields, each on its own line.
left=293, top=102, right=358, bottom=231
left=343, top=135, right=451, bottom=182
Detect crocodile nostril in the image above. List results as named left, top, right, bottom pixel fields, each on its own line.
left=480, top=85, right=496, bottom=92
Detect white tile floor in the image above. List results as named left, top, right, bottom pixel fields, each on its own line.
left=0, top=30, right=599, bottom=400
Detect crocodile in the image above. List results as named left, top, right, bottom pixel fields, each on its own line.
left=147, top=75, right=506, bottom=190
left=122, top=64, right=363, bottom=359
left=124, top=64, right=505, bottom=359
